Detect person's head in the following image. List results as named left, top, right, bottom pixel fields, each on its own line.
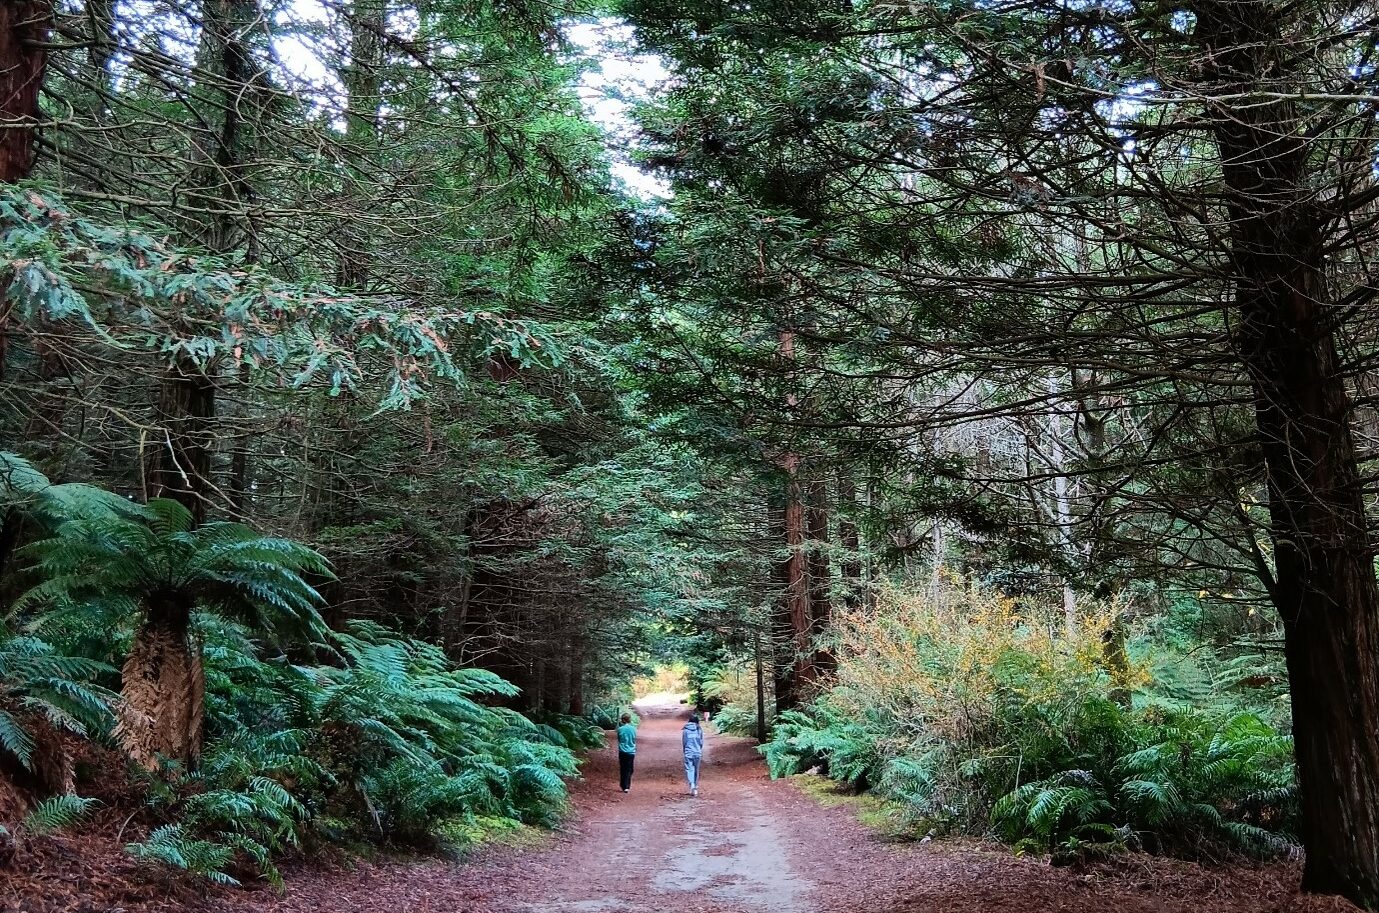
left=620, top=713, right=631, bottom=725
left=689, top=711, right=701, bottom=725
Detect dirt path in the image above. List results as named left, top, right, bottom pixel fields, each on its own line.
left=219, top=696, right=1358, bottom=913
left=2, top=708, right=1364, bottom=913
left=481, top=694, right=809, bottom=913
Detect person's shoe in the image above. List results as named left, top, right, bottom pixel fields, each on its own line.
left=622, top=788, right=629, bottom=793
left=692, top=787, right=698, bottom=797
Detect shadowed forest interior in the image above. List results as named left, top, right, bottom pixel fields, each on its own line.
left=2, top=1, right=1379, bottom=911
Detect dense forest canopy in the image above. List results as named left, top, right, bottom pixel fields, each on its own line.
left=3, top=0, right=1379, bottom=909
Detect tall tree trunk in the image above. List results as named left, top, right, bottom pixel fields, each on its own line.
left=23, top=336, right=67, bottom=449
left=754, top=629, right=767, bottom=741
left=115, top=597, right=204, bottom=770
left=768, top=490, right=796, bottom=712
left=0, top=509, right=23, bottom=612
left=838, top=471, right=863, bottom=611
left=441, top=504, right=477, bottom=656
left=805, top=476, right=833, bottom=676
left=1200, top=3, right=1379, bottom=904
left=774, top=453, right=812, bottom=708
left=1046, top=374, right=1077, bottom=636
left=150, top=0, right=264, bottom=522
left=0, top=0, right=46, bottom=601
left=225, top=363, right=255, bottom=517
left=147, top=354, right=216, bottom=524
left=190, top=0, right=262, bottom=254
left=0, top=2, right=49, bottom=183
left=336, top=0, right=386, bottom=288
left=568, top=636, right=585, bottom=716
left=530, top=655, right=546, bottom=714
left=79, top=0, right=116, bottom=126
left=552, top=650, right=572, bottom=717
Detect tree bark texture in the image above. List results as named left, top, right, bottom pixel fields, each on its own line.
left=838, top=472, right=863, bottom=611
left=774, top=453, right=813, bottom=709
left=115, top=598, right=204, bottom=771
left=0, top=2, right=48, bottom=183
left=147, top=354, right=216, bottom=525
left=805, top=477, right=834, bottom=676
left=1199, top=2, right=1379, bottom=904
left=768, top=488, right=797, bottom=712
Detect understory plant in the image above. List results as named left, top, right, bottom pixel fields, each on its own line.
left=0, top=463, right=590, bottom=887
left=761, top=583, right=1297, bottom=859
left=18, top=497, right=332, bottom=769
left=123, top=618, right=587, bottom=885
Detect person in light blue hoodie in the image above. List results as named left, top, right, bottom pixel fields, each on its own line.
left=682, top=712, right=705, bottom=797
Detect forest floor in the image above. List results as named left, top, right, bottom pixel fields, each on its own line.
left=3, top=695, right=1362, bottom=913
left=223, top=694, right=1355, bottom=913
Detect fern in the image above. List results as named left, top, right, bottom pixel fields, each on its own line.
left=5, top=505, right=583, bottom=886
left=0, top=709, right=35, bottom=767
left=993, top=770, right=1114, bottom=847
left=23, top=795, right=98, bottom=834
left=128, top=825, right=239, bottom=886
left=0, top=627, right=116, bottom=771
left=16, top=499, right=335, bottom=645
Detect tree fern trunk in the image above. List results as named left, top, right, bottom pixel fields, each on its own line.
left=28, top=714, right=73, bottom=795
left=116, top=598, right=204, bottom=771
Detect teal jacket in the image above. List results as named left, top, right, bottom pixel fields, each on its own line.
left=617, top=722, right=637, bottom=754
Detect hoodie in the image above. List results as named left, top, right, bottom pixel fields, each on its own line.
left=682, top=720, right=704, bottom=760
left=617, top=722, right=637, bottom=755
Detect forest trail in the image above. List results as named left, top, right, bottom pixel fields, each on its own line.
left=223, top=695, right=1353, bottom=913
left=483, top=694, right=811, bottom=913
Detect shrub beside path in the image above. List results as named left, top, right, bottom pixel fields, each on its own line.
left=217, top=694, right=1356, bottom=913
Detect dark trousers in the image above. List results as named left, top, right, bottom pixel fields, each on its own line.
left=618, top=751, right=635, bottom=790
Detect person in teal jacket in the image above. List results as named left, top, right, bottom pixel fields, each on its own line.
left=616, top=713, right=637, bottom=792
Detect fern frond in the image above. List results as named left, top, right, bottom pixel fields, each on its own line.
left=24, top=795, right=98, bottom=834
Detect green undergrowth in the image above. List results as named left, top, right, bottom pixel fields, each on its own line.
left=0, top=457, right=602, bottom=890
left=434, top=814, right=553, bottom=854
left=122, top=619, right=597, bottom=887
left=757, top=586, right=1298, bottom=864
left=790, top=773, right=909, bottom=837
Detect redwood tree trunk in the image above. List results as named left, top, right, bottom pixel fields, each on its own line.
left=441, top=504, right=478, bottom=656
left=0, top=2, right=49, bottom=183
left=1247, top=249, right=1379, bottom=907
left=768, top=490, right=795, bottom=711
left=838, top=472, right=863, bottom=611
left=568, top=638, right=585, bottom=717
left=1200, top=3, right=1379, bottom=904
left=805, top=477, right=834, bottom=676
left=783, top=458, right=811, bottom=688
left=147, top=355, right=216, bottom=524
left=771, top=454, right=813, bottom=711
